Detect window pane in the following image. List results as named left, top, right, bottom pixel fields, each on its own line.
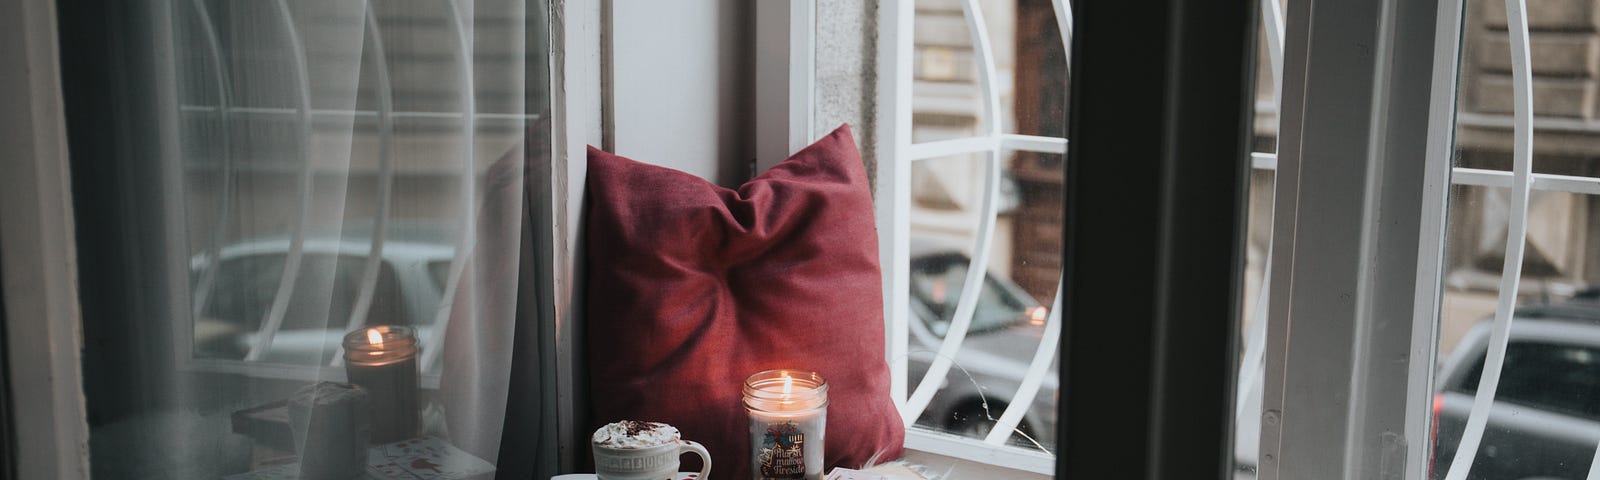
left=1233, top=3, right=1282, bottom=478
left=910, top=253, right=1036, bottom=337
left=912, top=0, right=984, bottom=141
left=1429, top=0, right=1600, bottom=477
left=1452, top=342, right=1600, bottom=421
left=906, top=151, right=1060, bottom=452
left=198, top=254, right=408, bottom=365
left=911, top=0, right=1068, bottom=140
left=900, top=0, right=1067, bottom=462
left=67, top=0, right=549, bottom=477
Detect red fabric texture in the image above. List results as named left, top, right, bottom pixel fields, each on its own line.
left=585, top=125, right=903, bottom=479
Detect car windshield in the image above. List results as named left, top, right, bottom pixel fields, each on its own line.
left=1454, top=340, right=1600, bottom=421
left=194, top=252, right=405, bottom=363
left=909, top=253, right=1035, bottom=337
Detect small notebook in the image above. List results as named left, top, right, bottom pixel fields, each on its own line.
left=825, top=468, right=891, bottom=480
left=549, top=475, right=699, bottom=480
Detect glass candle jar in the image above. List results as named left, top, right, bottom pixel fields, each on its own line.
left=743, top=370, right=828, bottom=480
left=342, top=325, right=420, bottom=444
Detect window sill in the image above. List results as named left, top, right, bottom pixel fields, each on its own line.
left=898, top=446, right=1052, bottom=479
left=900, top=429, right=1053, bottom=478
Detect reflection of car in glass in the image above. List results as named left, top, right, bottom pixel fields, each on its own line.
left=190, top=223, right=454, bottom=365
left=906, top=241, right=1057, bottom=450
left=1431, top=298, right=1600, bottom=480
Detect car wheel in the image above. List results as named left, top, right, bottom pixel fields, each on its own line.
left=959, top=416, right=993, bottom=438
left=947, top=400, right=1047, bottom=449
left=945, top=401, right=1003, bottom=439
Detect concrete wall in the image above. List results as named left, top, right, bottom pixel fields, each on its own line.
left=817, top=0, right=879, bottom=177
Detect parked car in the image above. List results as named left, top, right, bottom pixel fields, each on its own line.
left=190, top=222, right=454, bottom=365
left=906, top=241, right=1058, bottom=450
left=1431, top=298, right=1600, bottom=480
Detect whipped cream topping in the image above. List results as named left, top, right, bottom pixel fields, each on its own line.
left=591, top=420, right=679, bottom=449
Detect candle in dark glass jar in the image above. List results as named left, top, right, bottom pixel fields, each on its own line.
left=342, top=325, right=420, bottom=444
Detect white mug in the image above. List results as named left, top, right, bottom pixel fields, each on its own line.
left=592, top=439, right=711, bottom=480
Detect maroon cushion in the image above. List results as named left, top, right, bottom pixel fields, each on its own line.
left=585, top=125, right=903, bottom=479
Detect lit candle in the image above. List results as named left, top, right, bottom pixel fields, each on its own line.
left=342, top=325, right=420, bottom=444
left=744, top=369, right=828, bottom=480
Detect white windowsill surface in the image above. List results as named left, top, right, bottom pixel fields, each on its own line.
left=896, top=448, right=1052, bottom=480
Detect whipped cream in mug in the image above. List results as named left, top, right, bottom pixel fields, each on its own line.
left=590, top=420, right=711, bottom=479
left=592, top=420, right=680, bottom=449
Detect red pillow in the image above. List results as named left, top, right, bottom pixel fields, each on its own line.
left=585, top=125, right=903, bottom=479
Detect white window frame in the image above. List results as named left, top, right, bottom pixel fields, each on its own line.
left=867, top=0, right=1473, bottom=477
left=0, top=0, right=91, bottom=477
left=757, top=1, right=1072, bottom=474
left=550, top=0, right=603, bottom=473
left=870, top=0, right=1272, bottom=473
left=870, top=0, right=1261, bottom=472
left=1256, top=0, right=1463, bottom=478
left=857, top=0, right=1543, bottom=475
left=872, top=0, right=1065, bottom=474
left=1255, top=0, right=1600, bottom=477
left=1425, top=0, right=1600, bottom=478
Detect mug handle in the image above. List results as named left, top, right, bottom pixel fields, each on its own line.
left=678, top=440, right=711, bottom=478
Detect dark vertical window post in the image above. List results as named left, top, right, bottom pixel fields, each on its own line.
left=1058, top=0, right=1258, bottom=477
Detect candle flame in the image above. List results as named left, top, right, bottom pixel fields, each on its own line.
left=782, top=372, right=793, bottom=395
left=1029, top=306, right=1048, bottom=326
left=367, top=328, right=384, bottom=346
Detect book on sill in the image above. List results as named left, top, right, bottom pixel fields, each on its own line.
left=829, top=466, right=929, bottom=480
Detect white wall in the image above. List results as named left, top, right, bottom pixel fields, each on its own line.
left=607, top=0, right=754, bottom=187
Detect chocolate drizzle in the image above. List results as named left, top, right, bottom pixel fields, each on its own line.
left=619, top=420, right=659, bottom=437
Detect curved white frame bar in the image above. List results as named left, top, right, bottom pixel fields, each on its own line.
left=1442, top=0, right=1536, bottom=477
left=1589, top=432, right=1600, bottom=479
left=978, top=3, right=1073, bottom=445
left=332, top=3, right=397, bottom=367
left=419, top=0, right=478, bottom=371
left=1261, top=0, right=1284, bottom=117
left=186, top=0, right=235, bottom=325
left=1235, top=251, right=1272, bottom=418
left=900, top=0, right=1006, bottom=426
left=889, top=0, right=1289, bottom=462
left=983, top=279, right=1063, bottom=445
left=246, top=0, right=317, bottom=361
left=1052, top=0, right=1071, bottom=64
left=1236, top=0, right=1286, bottom=443
left=894, top=0, right=1078, bottom=451
left=1591, top=432, right=1600, bottom=480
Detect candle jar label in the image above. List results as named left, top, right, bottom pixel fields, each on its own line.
left=758, top=421, right=807, bottom=479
